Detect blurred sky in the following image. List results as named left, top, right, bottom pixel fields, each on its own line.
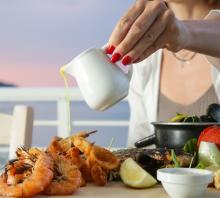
left=0, top=0, right=134, bottom=87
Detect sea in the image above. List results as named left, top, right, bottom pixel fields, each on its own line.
left=0, top=100, right=129, bottom=166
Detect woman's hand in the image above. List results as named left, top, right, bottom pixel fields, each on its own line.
left=106, top=0, right=190, bottom=65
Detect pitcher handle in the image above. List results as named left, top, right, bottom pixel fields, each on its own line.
left=101, top=43, right=108, bottom=51
left=101, top=44, right=133, bottom=81
left=127, top=64, right=133, bottom=81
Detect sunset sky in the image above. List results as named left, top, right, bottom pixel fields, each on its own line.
left=0, top=0, right=133, bottom=87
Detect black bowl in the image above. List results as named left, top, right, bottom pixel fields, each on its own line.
left=135, top=122, right=220, bottom=149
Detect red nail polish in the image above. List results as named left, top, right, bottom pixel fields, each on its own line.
left=111, top=53, right=121, bottom=63
left=122, top=56, right=132, bottom=65
left=106, top=45, right=115, bottom=54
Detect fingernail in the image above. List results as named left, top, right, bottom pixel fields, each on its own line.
left=122, top=56, right=132, bottom=65
left=111, top=53, right=121, bottom=63
left=105, top=45, right=115, bottom=54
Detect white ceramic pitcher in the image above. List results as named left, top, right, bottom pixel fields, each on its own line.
left=61, top=47, right=132, bottom=111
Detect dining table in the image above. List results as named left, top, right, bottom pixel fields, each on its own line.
left=33, top=182, right=220, bottom=198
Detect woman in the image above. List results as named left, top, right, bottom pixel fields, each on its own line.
left=105, top=0, right=220, bottom=146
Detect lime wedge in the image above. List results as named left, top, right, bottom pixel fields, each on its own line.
left=120, top=158, right=157, bottom=188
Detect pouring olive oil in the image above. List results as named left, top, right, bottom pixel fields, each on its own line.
left=60, top=66, right=72, bottom=133
left=60, top=48, right=132, bottom=111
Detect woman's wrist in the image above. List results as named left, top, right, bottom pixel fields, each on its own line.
left=180, top=19, right=220, bottom=57
left=180, top=20, right=194, bottom=50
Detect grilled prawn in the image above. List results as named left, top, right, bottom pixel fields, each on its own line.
left=0, top=148, right=53, bottom=197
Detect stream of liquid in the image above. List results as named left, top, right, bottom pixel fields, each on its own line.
left=59, top=66, right=72, bottom=133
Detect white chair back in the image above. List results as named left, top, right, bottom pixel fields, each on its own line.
left=0, top=105, right=33, bottom=159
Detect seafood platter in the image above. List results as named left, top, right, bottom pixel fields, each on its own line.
left=1, top=104, right=220, bottom=197
left=0, top=129, right=220, bottom=198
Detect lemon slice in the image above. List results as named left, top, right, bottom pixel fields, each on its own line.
left=120, top=158, right=157, bottom=188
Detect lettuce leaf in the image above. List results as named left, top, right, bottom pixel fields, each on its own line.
left=183, top=138, right=198, bottom=155
left=198, top=141, right=220, bottom=167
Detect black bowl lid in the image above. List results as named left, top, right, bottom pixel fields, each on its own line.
left=151, top=121, right=220, bottom=126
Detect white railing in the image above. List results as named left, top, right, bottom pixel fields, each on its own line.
left=0, top=88, right=129, bottom=137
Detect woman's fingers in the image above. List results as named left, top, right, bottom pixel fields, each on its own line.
left=136, top=22, right=174, bottom=62
left=106, top=0, right=146, bottom=54
left=106, top=0, right=183, bottom=64
left=113, top=1, right=167, bottom=61
left=138, top=37, right=166, bottom=63
left=122, top=9, right=173, bottom=64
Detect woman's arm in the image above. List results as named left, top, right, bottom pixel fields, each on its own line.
left=184, top=10, right=220, bottom=58
left=106, top=0, right=220, bottom=65
left=202, top=10, right=220, bottom=69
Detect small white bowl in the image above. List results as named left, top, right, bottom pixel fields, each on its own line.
left=157, top=168, right=213, bottom=198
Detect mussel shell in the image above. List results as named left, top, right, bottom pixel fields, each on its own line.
left=200, top=115, right=216, bottom=122
left=207, top=103, right=220, bottom=122
left=111, top=148, right=193, bottom=180
left=136, top=149, right=193, bottom=177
